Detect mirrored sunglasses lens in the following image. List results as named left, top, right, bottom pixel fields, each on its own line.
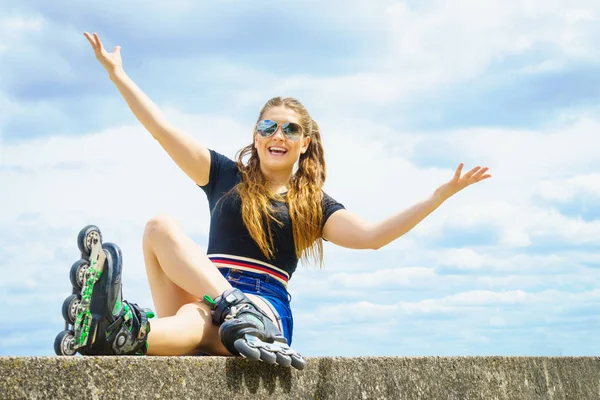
left=257, top=120, right=278, bottom=136
left=283, top=123, right=302, bottom=140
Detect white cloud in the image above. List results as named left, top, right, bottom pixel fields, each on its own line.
left=0, top=15, right=45, bottom=53
left=331, top=267, right=436, bottom=289
left=533, top=173, right=600, bottom=202
left=433, top=248, right=487, bottom=270
left=294, top=288, right=600, bottom=330
left=64, top=0, right=597, bottom=116
left=242, top=0, right=600, bottom=110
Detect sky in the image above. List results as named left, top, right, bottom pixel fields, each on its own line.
left=1, top=0, right=599, bottom=357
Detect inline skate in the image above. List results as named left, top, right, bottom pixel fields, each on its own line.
left=204, top=288, right=306, bottom=370
left=54, top=225, right=154, bottom=356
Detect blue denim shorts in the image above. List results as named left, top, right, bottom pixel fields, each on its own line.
left=219, top=267, right=294, bottom=345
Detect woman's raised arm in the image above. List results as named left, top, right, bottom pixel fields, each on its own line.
left=84, top=32, right=211, bottom=186
left=323, top=164, right=492, bottom=250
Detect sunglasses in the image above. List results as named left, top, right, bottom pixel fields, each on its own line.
left=255, top=119, right=304, bottom=141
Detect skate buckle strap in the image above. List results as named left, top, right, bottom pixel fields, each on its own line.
left=206, top=288, right=270, bottom=327
left=126, top=301, right=151, bottom=340
left=108, top=301, right=151, bottom=343
left=105, top=315, right=124, bottom=335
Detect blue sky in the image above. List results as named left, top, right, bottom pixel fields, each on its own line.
left=1, top=0, right=600, bottom=358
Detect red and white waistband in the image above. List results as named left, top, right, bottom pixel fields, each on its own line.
left=208, top=254, right=290, bottom=287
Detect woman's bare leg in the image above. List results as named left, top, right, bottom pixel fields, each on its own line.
left=140, top=214, right=280, bottom=355
left=142, top=214, right=231, bottom=316
left=146, top=302, right=230, bottom=356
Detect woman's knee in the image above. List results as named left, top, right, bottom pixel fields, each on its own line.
left=176, top=301, right=208, bottom=317
left=143, top=214, right=180, bottom=245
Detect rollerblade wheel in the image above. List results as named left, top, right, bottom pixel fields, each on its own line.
left=258, top=347, right=277, bottom=365
left=62, top=294, right=82, bottom=324
left=69, top=259, right=89, bottom=291
left=275, top=352, right=292, bottom=367
left=233, top=338, right=260, bottom=361
left=54, top=330, right=77, bottom=356
left=77, top=225, right=102, bottom=257
left=290, top=354, right=306, bottom=370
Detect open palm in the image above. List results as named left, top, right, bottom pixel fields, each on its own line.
left=436, top=163, right=492, bottom=200
left=83, top=32, right=123, bottom=73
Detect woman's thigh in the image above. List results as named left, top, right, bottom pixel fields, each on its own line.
left=143, top=225, right=199, bottom=317
left=142, top=214, right=231, bottom=317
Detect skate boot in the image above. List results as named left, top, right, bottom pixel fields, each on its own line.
left=54, top=225, right=155, bottom=356
left=203, top=288, right=306, bottom=370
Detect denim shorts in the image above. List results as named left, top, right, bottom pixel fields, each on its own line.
left=219, top=267, right=294, bottom=345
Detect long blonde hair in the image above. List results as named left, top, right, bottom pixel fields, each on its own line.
left=234, top=97, right=327, bottom=267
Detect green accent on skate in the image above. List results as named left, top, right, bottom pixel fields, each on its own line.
left=113, top=300, right=122, bottom=315
left=112, top=291, right=123, bottom=315
left=147, top=310, right=155, bottom=319
left=73, top=260, right=103, bottom=348
left=202, top=295, right=216, bottom=308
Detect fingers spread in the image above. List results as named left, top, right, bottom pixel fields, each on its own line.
left=463, top=166, right=481, bottom=181
left=472, top=167, right=490, bottom=181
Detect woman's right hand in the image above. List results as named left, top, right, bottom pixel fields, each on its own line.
left=83, top=32, right=123, bottom=74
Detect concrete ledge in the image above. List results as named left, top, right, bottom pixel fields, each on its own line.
left=1, top=356, right=600, bottom=399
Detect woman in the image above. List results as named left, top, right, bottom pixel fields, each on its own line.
left=59, top=32, right=491, bottom=369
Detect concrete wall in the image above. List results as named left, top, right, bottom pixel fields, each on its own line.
left=2, top=356, right=600, bottom=399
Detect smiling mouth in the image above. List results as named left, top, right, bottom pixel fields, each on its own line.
left=268, top=147, right=288, bottom=155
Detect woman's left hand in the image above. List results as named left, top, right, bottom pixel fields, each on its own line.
left=435, top=163, right=492, bottom=201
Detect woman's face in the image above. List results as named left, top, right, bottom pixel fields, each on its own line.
left=254, top=106, right=311, bottom=172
